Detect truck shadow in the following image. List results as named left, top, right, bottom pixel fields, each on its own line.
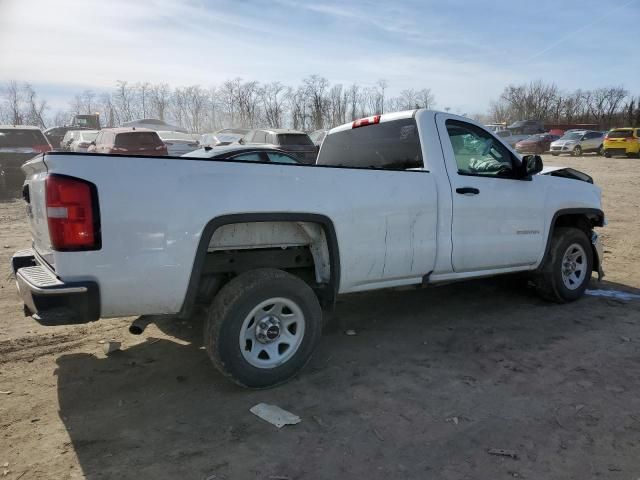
left=55, top=277, right=640, bottom=479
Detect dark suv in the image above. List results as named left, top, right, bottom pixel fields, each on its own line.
left=0, top=126, right=51, bottom=196
left=242, top=129, right=316, bottom=164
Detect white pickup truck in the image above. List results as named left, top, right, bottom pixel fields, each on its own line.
left=12, top=109, right=605, bottom=388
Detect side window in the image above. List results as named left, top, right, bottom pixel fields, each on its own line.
left=253, top=131, right=267, bottom=143
left=446, top=120, right=516, bottom=178
left=267, top=152, right=297, bottom=164
left=231, top=152, right=264, bottom=162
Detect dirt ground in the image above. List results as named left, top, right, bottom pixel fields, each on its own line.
left=1, top=154, right=640, bottom=479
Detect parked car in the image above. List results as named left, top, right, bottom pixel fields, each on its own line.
left=0, top=125, right=51, bottom=195
left=548, top=129, right=565, bottom=137
left=603, top=128, right=640, bottom=158
left=550, top=130, right=604, bottom=156
left=157, top=131, right=200, bottom=156
left=183, top=145, right=300, bottom=163
left=515, top=133, right=560, bottom=154
left=484, top=123, right=507, bottom=133
left=241, top=128, right=316, bottom=164
left=200, top=130, right=247, bottom=148
left=87, top=128, right=167, bottom=156
left=309, top=129, right=328, bottom=150
left=13, top=109, right=605, bottom=388
left=495, top=129, right=530, bottom=147
left=507, top=120, right=545, bottom=135
left=44, top=126, right=91, bottom=150
left=60, top=130, right=99, bottom=152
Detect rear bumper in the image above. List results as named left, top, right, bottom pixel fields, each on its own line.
left=11, top=249, right=100, bottom=325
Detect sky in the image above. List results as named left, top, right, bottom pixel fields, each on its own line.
left=0, top=0, right=639, bottom=115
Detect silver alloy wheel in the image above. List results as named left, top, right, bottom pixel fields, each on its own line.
left=573, top=145, right=582, bottom=156
left=239, top=297, right=305, bottom=369
left=561, top=243, right=587, bottom=290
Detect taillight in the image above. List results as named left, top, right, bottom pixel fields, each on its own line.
left=352, top=115, right=381, bottom=129
left=625, top=137, right=635, bottom=142
left=32, top=144, right=51, bottom=153
left=45, top=175, right=100, bottom=251
left=155, top=145, right=168, bottom=155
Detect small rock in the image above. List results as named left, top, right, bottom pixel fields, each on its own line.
left=0, top=391, right=12, bottom=395
left=620, top=336, right=631, bottom=342
left=1, top=464, right=7, bottom=468
left=3, top=245, right=10, bottom=249
left=345, top=329, right=357, bottom=336
left=102, top=340, right=121, bottom=355
left=446, top=416, right=459, bottom=425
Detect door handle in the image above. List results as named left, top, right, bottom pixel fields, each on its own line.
left=456, top=187, right=480, bottom=195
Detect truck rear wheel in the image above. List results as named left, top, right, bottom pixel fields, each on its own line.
left=535, top=227, right=593, bottom=303
left=204, top=268, right=322, bottom=388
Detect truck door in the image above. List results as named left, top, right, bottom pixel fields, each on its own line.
left=435, top=114, right=546, bottom=272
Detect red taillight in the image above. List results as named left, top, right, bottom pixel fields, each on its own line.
left=155, top=145, right=168, bottom=155
left=32, top=144, right=51, bottom=153
left=352, top=115, right=381, bottom=129
left=46, top=175, right=100, bottom=251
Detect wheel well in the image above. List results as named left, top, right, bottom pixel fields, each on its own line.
left=542, top=209, right=604, bottom=273
left=180, top=214, right=340, bottom=317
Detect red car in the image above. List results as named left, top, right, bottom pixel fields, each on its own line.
left=515, top=133, right=559, bottom=154
left=87, top=128, right=168, bottom=156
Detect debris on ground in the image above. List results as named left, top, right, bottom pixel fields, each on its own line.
left=372, top=428, right=384, bottom=441
left=0, top=390, right=12, bottom=395
left=446, top=416, right=459, bottom=425
left=585, top=289, right=640, bottom=301
left=102, top=340, right=121, bottom=355
left=249, top=403, right=300, bottom=428
left=488, top=448, right=518, bottom=459
left=345, top=329, right=357, bottom=336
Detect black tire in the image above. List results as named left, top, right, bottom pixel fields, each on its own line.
left=572, top=145, right=582, bottom=156
left=204, top=268, right=322, bottom=388
left=597, top=145, right=604, bottom=156
left=604, top=150, right=611, bottom=158
left=535, top=227, right=593, bottom=303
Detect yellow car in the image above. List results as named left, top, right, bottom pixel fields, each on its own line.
left=603, top=128, right=640, bottom=158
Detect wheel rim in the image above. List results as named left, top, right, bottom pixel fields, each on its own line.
left=574, top=146, right=581, bottom=156
left=239, top=297, right=305, bottom=369
left=561, top=243, right=588, bottom=290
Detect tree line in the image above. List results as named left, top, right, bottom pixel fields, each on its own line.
left=1, top=77, right=638, bottom=133
left=0, top=77, right=435, bottom=133
left=489, top=80, right=640, bottom=129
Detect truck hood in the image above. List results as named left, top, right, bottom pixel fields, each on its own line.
left=540, top=166, right=593, bottom=184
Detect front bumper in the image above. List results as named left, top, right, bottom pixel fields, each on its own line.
left=11, top=249, right=100, bottom=325
left=591, top=231, right=605, bottom=280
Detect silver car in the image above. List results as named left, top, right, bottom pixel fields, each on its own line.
left=157, top=131, right=200, bottom=156
left=550, top=130, right=604, bottom=156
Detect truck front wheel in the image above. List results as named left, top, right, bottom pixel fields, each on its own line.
left=204, top=268, right=322, bottom=388
left=535, top=227, right=593, bottom=303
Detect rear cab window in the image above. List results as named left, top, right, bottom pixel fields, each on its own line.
left=317, top=118, right=423, bottom=170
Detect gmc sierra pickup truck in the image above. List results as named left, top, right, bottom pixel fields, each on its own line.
left=12, top=109, right=605, bottom=388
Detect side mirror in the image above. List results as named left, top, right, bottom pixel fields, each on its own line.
left=238, top=138, right=245, bottom=144
left=522, top=155, right=543, bottom=177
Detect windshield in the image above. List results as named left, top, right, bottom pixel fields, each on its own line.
left=157, top=131, right=193, bottom=140
left=561, top=132, right=583, bottom=140
left=80, top=131, right=98, bottom=141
